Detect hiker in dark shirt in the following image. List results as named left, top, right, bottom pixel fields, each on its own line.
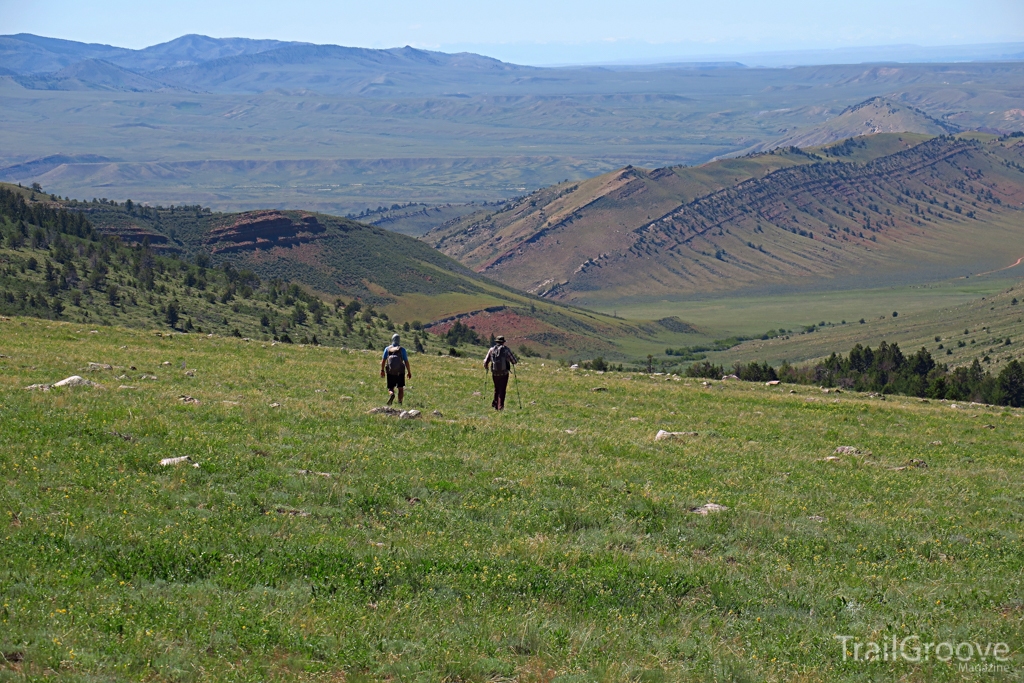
left=380, top=333, right=412, bottom=405
left=483, top=335, right=518, bottom=410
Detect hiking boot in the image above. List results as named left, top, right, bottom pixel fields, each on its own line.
left=387, top=392, right=395, bottom=405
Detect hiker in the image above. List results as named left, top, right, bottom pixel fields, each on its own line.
left=483, top=335, right=518, bottom=410
left=380, top=333, right=412, bottom=405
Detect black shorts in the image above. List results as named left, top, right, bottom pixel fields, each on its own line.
left=386, top=373, right=405, bottom=390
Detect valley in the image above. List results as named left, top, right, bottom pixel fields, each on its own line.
left=2, top=33, right=1024, bottom=214
left=4, top=27, right=1024, bottom=682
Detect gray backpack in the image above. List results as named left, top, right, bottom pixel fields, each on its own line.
left=490, top=345, right=510, bottom=373
left=385, top=346, right=404, bottom=375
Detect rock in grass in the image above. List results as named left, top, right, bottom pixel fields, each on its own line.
left=766, top=380, right=780, bottom=386
left=690, top=502, right=728, bottom=515
left=296, top=469, right=332, bottom=478
left=369, top=406, right=402, bottom=416
left=275, top=507, right=310, bottom=517
left=655, top=429, right=698, bottom=441
left=591, top=387, right=608, bottom=392
left=57, top=375, right=103, bottom=388
left=834, top=446, right=860, bottom=455
left=178, top=395, right=201, bottom=405
left=891, top=459, right=928, bottom=471
left=367, top=406, right=421, bottom=418
left=87, top=362, right=113, bottom=371
left=160, top=455, right=198, bottom=467
left=27, top=375, right=104, bottom=391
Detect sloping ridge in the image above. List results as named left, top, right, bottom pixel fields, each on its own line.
left=769, top=96, right=958, bottom=149
left=430, top=134, right=1024, bottom=303
left=12, top=59, right=175, bottom=92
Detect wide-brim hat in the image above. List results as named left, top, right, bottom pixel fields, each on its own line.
left=496, top=335, right=506, bottom=343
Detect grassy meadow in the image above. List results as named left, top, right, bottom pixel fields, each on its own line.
left=695, top=278, right=1024, bottom=371
left=1, top=317, right=1022, bottom=682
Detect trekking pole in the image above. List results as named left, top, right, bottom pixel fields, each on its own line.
left=512, top=364, right=523, bottom=410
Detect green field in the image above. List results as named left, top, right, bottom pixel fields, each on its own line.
left=596, top=277, right=1020, bottom=343
left=1, top=317, right=1021, bottom=681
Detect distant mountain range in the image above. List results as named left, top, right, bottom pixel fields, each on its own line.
left=0, top=33, right=532, bottom=94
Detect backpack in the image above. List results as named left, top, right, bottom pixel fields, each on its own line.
left=490, top=345, right=510, bottom=374
left=385, top=346, right=404, bottom=375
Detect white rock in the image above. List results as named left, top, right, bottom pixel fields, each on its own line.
left=53, top=376, right=102, bottom=388
left=160, top=456, right=193, bottom=466
left=690, top=503, right=728, bottom=515
left=655, top=429, right=698, bottom=441
left=766, top=380, right=780, bottom=386
left=400, top=409, right=421, bottom=419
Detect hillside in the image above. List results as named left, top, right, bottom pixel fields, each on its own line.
left=710, top=278, right=1024, bottom=371
left=764, top=96, right=958, bottom=149
left=3, top=316, right=1023, bottom=680
left=0, top=182, right=706, bottom=359
left=427, top=133, right=1024, bottom=304
left=11, top=59, right=180, bottom=92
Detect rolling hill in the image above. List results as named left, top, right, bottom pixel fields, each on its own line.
left=761, top=96, right=958, bottom=149
left=1, top=182, right=704, bottom=358
left=426, top=133, right=1024, bottom=304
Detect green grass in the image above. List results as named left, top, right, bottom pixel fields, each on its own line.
left=1, top=317, right=1022, bottom=681
left=593, top=277, right=1019, bottom=343
left=702, top=278, right=1024, bottom=371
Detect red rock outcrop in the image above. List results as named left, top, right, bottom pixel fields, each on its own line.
left=204, top=211, right=325, bottom=254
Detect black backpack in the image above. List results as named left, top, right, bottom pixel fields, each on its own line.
left=490, top=345, right=510, bottom=373
left=385, top=346, right=404, bottom=374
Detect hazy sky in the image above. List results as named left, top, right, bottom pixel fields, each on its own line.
left=3, top=0, right=1023, bottom=64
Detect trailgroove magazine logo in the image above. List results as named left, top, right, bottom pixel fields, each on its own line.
left=835, top=635, right=1013, bottom=672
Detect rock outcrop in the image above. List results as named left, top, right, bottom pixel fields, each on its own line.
left=204, top=211, right=326, bottom=254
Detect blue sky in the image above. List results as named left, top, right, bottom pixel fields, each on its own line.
left=2, top=0, right=1023, bottom=64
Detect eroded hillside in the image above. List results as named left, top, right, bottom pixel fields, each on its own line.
left=428, top=134, right=1024, bottom=303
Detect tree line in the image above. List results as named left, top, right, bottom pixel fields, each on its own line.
left=685, top=341, right=1024, bottom=407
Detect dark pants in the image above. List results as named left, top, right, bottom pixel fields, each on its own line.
left=491, top=373, right=509, bottom=410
